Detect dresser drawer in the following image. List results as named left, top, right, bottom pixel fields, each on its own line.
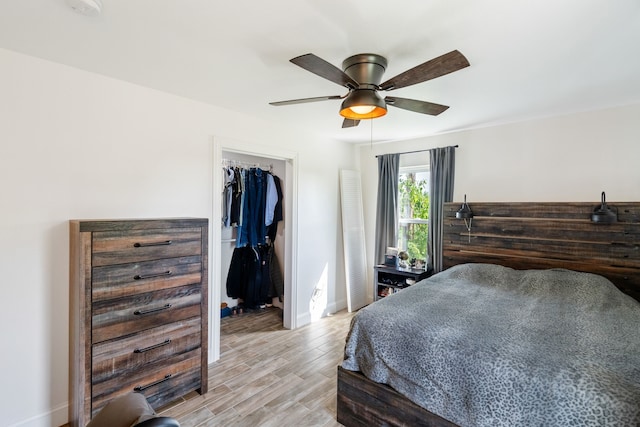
left=91, top=351, right=202, bottom=417
left=92, top=227, right=202, bottom=267
left=92, top=317, right=202, bottom=384
left=92, top=255, right=202, bottom=301
left=92, top=283, right=202, bottom=343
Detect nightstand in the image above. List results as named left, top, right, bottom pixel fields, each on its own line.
left=374, top=265, right=432, bottom=301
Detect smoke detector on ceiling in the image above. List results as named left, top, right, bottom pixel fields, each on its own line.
left=66, top=0, right=102, bottom=16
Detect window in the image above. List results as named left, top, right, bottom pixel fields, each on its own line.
left=397, top=164, right=430, bottom=263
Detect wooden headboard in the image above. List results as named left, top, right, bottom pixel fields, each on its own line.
left=443, top=201, right=640, bottom=302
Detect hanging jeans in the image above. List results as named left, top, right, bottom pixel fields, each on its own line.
left=237, top=168, right=267, bottom=247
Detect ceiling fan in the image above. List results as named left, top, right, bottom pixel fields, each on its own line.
left=269, top=50, right=470, bottom=128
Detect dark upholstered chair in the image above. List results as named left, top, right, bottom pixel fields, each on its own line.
left=86, top=392, right=180, bottom=427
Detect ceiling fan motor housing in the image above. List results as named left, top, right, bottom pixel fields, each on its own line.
left=342, top=54, right=388, bottom=87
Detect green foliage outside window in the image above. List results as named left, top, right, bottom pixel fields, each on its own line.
left=398, top=172, right=430, bottom=262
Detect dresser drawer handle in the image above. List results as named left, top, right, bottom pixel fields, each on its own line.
left=133, top=270, right=172, bottom=280
left=134, top=303, right=172, bottom=316
left=134, top=374, right=172, bottom=392
left=134, top=339, right=172, bottom=354
left=134, top=240, right=172, bottom=247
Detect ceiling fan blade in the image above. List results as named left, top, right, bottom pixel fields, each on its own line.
left=385, top=97, right=449, bottom=115
left=290, top=54, right=359, bottom=89
left=379, top=50, right=470, bottom=91
left=269, top=95, right=343, bottom=106
left=342, top=118, right=360, bottom=128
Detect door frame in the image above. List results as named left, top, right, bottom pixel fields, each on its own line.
left=210, top=137, right=299, bottom=362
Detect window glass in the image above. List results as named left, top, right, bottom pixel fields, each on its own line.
left=398, top=165, right=429, bottom=264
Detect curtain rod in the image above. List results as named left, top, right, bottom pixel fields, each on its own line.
left=375, top=145, right=458, bottom=158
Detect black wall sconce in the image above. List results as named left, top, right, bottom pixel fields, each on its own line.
left=456, top=194, right=474, bottom=241
left=591, top=191, right=617, bottom=224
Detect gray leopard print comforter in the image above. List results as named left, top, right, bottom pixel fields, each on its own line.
left=342, top=263, right=640, bottom=426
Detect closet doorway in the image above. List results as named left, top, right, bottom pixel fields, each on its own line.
left=211, top=139, right=298, bottom=363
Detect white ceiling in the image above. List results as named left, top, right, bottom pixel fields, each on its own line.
left=1, top=0, right=639, bottom=144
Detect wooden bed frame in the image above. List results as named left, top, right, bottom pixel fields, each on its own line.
left=337, top=201, right=640, bottom=427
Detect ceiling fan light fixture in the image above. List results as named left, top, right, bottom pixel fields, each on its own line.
left=339, top=89, right=387, bottom=120
left=349, top=105, right=377, bottom=115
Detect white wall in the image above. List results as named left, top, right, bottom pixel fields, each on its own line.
left=0, top=47, right=353, bottom=427
left=358, top=103, right=640, bottom=299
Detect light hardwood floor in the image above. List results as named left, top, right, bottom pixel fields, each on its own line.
left=157, top=307, right=355, bottom=427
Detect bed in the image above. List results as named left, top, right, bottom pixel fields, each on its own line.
left=337, top=201, right=640, bottom=427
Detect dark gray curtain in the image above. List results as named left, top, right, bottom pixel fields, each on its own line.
left=427, top=146, right=455, bottom=273
left=374, top=154, right=400, bottom=265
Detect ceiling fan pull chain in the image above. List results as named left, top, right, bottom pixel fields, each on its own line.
left=370, top=119, right=373, bottom=149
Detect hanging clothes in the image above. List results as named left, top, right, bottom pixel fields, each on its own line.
left=222, top=164, right=281, bottom=238
left=267, top=244, right=284, bottom=302
left=222, top=162, right=284, bottom=308
left=230, top=167, right=242, bottom=226
left=237, top=168, right=268, bottom=247
left=266, top=174, right=283, bottom=242
left=222, top=167, right=235, bottom=227
left=226, top=247, right=260, bottom=307
left=265, top=173, right=277, bottom=227
left=226, top=245, right=275, bottom=309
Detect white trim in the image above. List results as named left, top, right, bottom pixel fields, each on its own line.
left=10, top=403, right=68, bottom=427
left=210, top=137, right=299, bottom=363
left=210, top=139, right=221, bottom=364
left=399, top=218, right=429, bottom=225
left=284, top=155, right=299, bottom=329
left=399, top=164, right=430, bottom=173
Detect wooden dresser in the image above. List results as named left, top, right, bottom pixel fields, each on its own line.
left=69, top=218, right=208, bottom=427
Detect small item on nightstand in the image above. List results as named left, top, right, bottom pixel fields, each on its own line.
left=385, top=247, right=399, bottom=266
left=397, top=250, right=409, bottom=268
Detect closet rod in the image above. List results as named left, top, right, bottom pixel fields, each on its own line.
left=220, top=236, right=271, bottom=244
left=222, top=158, right=273, bottom=171
left=374, top=144, right=458, bottom=158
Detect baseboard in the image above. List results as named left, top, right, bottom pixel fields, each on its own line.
left=296, top=299, right=347, bottom=328
left=333, top=298, right=348, bottom=312
left=11, top=402, right=68, bottom=427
